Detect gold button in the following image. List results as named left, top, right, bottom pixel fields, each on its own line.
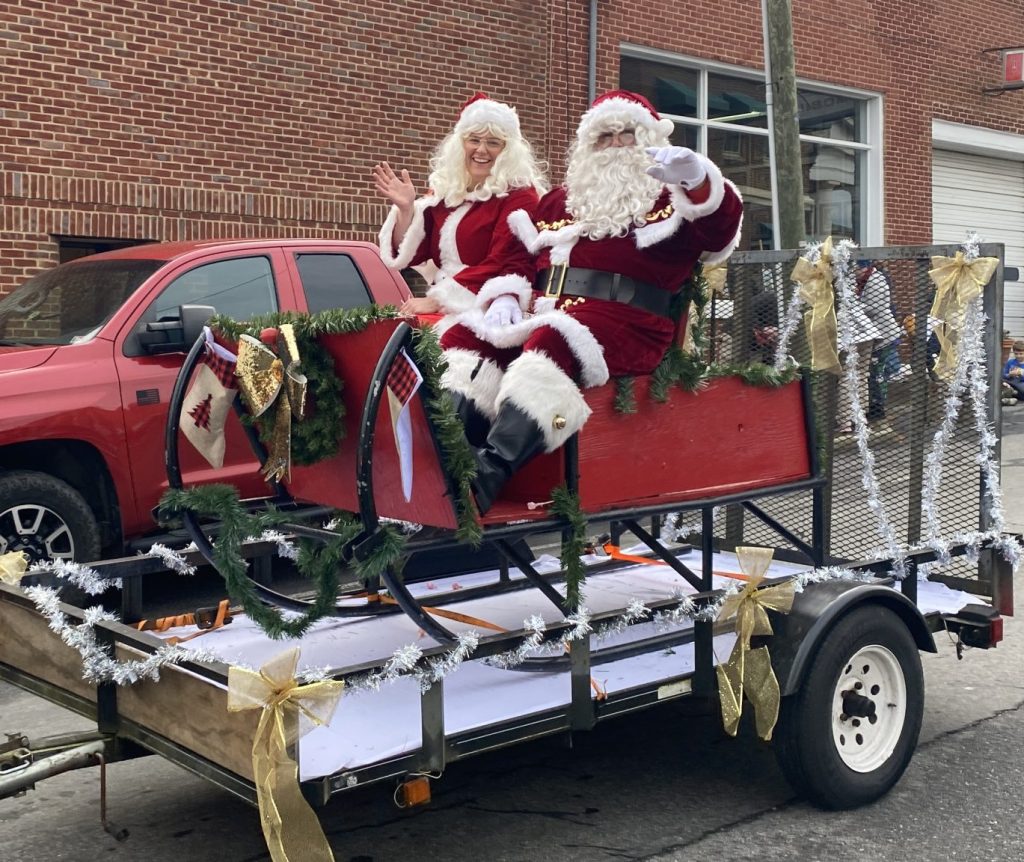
left=553, top=415, right=567, bottom=429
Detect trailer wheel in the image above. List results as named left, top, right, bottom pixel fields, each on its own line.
left=774, top=603, right=923, bottom=809
left=0, top=470, right=101, bottom=564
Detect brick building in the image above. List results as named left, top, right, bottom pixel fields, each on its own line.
left=2, top=1, right=1023, bottom=325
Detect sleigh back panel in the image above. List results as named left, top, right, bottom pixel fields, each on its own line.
left=288, top=321, right=459, bottom=529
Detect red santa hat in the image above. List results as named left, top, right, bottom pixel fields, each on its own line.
left=575, top=89, right=674, bottom=140
left=454, top=92, right=521, bottom=138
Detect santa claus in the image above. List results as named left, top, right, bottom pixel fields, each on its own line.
left=438, top=89, right=744, bottom=512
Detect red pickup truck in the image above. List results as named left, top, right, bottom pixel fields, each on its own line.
left=0, top=238, right=411, bottom=562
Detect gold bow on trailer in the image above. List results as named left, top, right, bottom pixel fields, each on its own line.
left=228, top=647, right=344, bottom=862
left=927, top=251, right=999, bottom=381
left=715, top=546, right=796, bottom=741
left=235, top=324, right=308, bottom=482
left=703, top=261, right=728, bottom=296
left=0, top=551, right=29, bottom=585
left=791, top=236, right=841, bottom=373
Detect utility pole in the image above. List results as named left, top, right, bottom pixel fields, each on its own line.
left=762, top=0, right=805, bottom=250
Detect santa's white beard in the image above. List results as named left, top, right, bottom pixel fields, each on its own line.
left=564, top=146, right=663, bottom=240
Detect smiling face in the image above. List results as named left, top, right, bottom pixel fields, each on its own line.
left=462, top=129, right=506, bottom=187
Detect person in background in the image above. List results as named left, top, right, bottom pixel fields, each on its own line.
left=856, top=262, right=903, bottom=422
left=1002, top=339, right=1024, bottom=405
left=444, top=89, right=743, bottom=511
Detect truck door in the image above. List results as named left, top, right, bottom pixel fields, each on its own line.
left=114, top=250, right=294, bottom=535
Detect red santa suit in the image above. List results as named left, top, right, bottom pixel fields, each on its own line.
left=378, top=186, right=540, bottom=314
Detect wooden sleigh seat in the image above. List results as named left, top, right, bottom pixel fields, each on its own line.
left=285, top=319, right=815, bottom=529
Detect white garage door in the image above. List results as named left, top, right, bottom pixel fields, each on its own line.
left=932, top=149, right=1024, bottom=337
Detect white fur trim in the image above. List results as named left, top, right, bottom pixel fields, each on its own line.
left=427, top=276, right=477, bottom=314
left=634, top=199, right=685, bottom=250
left=452, top=307, right=609, bottom=388
left=437, top=202, right=471, bottom=273
left=378, top=197, right=435, bottom=269
left=665, top=154, right=726, bottom=221
left=508, top=209, right=541, bottom=252
left=508, top=206, right=583, bottom=260
left=577, top=98, right=675, bottom=139
left=440, top=348, right=504, bottom=418
left=498, top=351, right=591, bottom=451
left=476, top=274, right=534, bottom=310
left=455, top=99, right=520, bottom=137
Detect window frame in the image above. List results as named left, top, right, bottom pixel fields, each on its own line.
left=620, top=44, right=884, bottom=246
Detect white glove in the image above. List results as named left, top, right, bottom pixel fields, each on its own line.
left=645, top=146, right=707, bottom=190
left=483, top=294, right=523, bottom=327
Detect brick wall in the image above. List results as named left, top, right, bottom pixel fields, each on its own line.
left=2, top=0, right=1023, bottom=294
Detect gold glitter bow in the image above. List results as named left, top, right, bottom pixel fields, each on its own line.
left=703, top=261, right=728, bottom=295
left=228, top=648, right=344, bottom=862
left=235, top=324, right=308, bottom=482
left=0, top=551, right=29, bottom=585
left=927, top=251, right=999, bottom=381
left=791, top=236, right=841, bottom=373
left=715, top=546, right=796, bottom=741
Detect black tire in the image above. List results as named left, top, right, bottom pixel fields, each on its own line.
left=774, top=603, right=924, bottom=809
left=0, top=469, right=102, bottom=564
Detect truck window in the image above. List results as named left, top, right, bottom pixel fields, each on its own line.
left=151, top=255, right=278, bottom=322
left=294, top=253, right=372, bottom=313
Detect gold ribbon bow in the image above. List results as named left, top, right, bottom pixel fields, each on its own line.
left=228, top=648, right=344, bottom=862
left=927, top=251, right=999, bottom=381
left=715, top=546, right=796, bottom=741
left=236, top=323, right=308, bottom=482
left=791, top=236, right=841, bottom=373
left=0, top=551, right=29, bottom=585
left=703, top=261, right=727, bottom=296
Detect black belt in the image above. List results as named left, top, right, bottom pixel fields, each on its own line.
left=535, top=266, right=673, bottom=319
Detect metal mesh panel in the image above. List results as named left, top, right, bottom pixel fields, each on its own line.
left=695, top=244, right=1005, bottom=589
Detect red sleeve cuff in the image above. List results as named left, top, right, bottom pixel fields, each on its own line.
left=685, top=178, right=711, bottom=204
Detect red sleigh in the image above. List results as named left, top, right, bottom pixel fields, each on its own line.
left=168, top=316, right=823, bottom=645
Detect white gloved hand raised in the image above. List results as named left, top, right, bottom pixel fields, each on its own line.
left=644, top=146, right=707, bottom=190
left=483, top=294, right=523, bottom=327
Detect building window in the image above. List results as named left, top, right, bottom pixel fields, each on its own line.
left=620, top=49, right=882, bottom=247
left=54, top=235, right=154, bottom=263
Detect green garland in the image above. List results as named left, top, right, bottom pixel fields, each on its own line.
left=613, top=376, right=637, bottom=414
left=158, top=484, right=406, bottom=639
left=411, top=325, right=483, bottom=546
left=550, top=485, right=587, bottom=611
left=211, top=305, right=399, bottom=466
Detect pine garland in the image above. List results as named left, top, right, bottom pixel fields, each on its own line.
left=550, top=485, right=587, bottom=610
left=614, top=376, right=637, bottom=414
left=410, top=325, right=483, bottom=546
left=158, top=484, right=406, bottom=639
left=211, top=305, right=399, bottom=465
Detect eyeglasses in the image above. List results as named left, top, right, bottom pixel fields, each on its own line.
left=465, top=136, right=505, bottom=151
left=595, top=128, right=637, bottom=149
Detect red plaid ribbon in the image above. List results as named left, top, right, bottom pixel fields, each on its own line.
left=205, top=350, right=237, bottom=389
left=386, top=352, right=421, bottom=405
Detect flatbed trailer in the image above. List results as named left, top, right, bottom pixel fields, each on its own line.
left=0, top=243, right=1015, bottom=848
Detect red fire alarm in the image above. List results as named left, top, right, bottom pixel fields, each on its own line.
left=1005, top=49, right=1024, bottom=84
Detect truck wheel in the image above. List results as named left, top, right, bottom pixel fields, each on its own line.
left=0, top=470, right=101, bottom=564
left=774, top=603, right=924, bottom=809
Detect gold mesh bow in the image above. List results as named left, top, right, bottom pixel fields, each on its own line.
left=791, top=236, right=841, bottom=373
left=927, top=251, right=999, bottom=381
left=0, top=551, right=29, bottom=585
left=235, top=324, right=308, bottom=482
left=228, top=648, right=343, bottom=862
left=715, top=546, right=796, bottom=741
left=703, top=261, right=727, bottom=295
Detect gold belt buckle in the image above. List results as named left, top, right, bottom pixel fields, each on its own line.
left=544, top=263, right=568, bottom=299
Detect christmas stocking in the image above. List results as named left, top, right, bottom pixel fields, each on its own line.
left=180, top=329, right=238, bottom=469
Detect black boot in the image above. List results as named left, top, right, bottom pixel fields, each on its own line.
left=472, top=402, right=547, bottom=514
left=449, top=391, right=492, bottom=447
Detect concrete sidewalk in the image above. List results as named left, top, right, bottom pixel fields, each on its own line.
left=1000, top=404, right=1024, bottom=535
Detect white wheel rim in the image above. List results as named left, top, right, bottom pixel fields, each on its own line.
left=831, top=644, right=906, bottom=772
left=0, top=503, right=76, bottom=560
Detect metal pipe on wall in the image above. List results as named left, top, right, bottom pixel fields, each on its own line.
left=588, top=0, right=597, bottom=104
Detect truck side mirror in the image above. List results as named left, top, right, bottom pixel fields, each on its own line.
left=136, top=304, right=215, bottom=355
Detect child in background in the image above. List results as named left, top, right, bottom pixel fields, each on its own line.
left=1002, top=340, right=1024, bottom=405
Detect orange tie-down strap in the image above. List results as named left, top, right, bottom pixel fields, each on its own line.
left=135, top=598, right=232, bottom=645
left=373, top=595, right=608, bottom=700
left=602, top=543, right=753, bottom=581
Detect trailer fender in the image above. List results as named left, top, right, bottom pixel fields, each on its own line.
left=770, top=580, right=935, bottom=697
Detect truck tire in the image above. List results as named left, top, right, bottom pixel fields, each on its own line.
left=773, top=603, right=924, bottom=809
left=0, top=470, right=102, bottom=564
